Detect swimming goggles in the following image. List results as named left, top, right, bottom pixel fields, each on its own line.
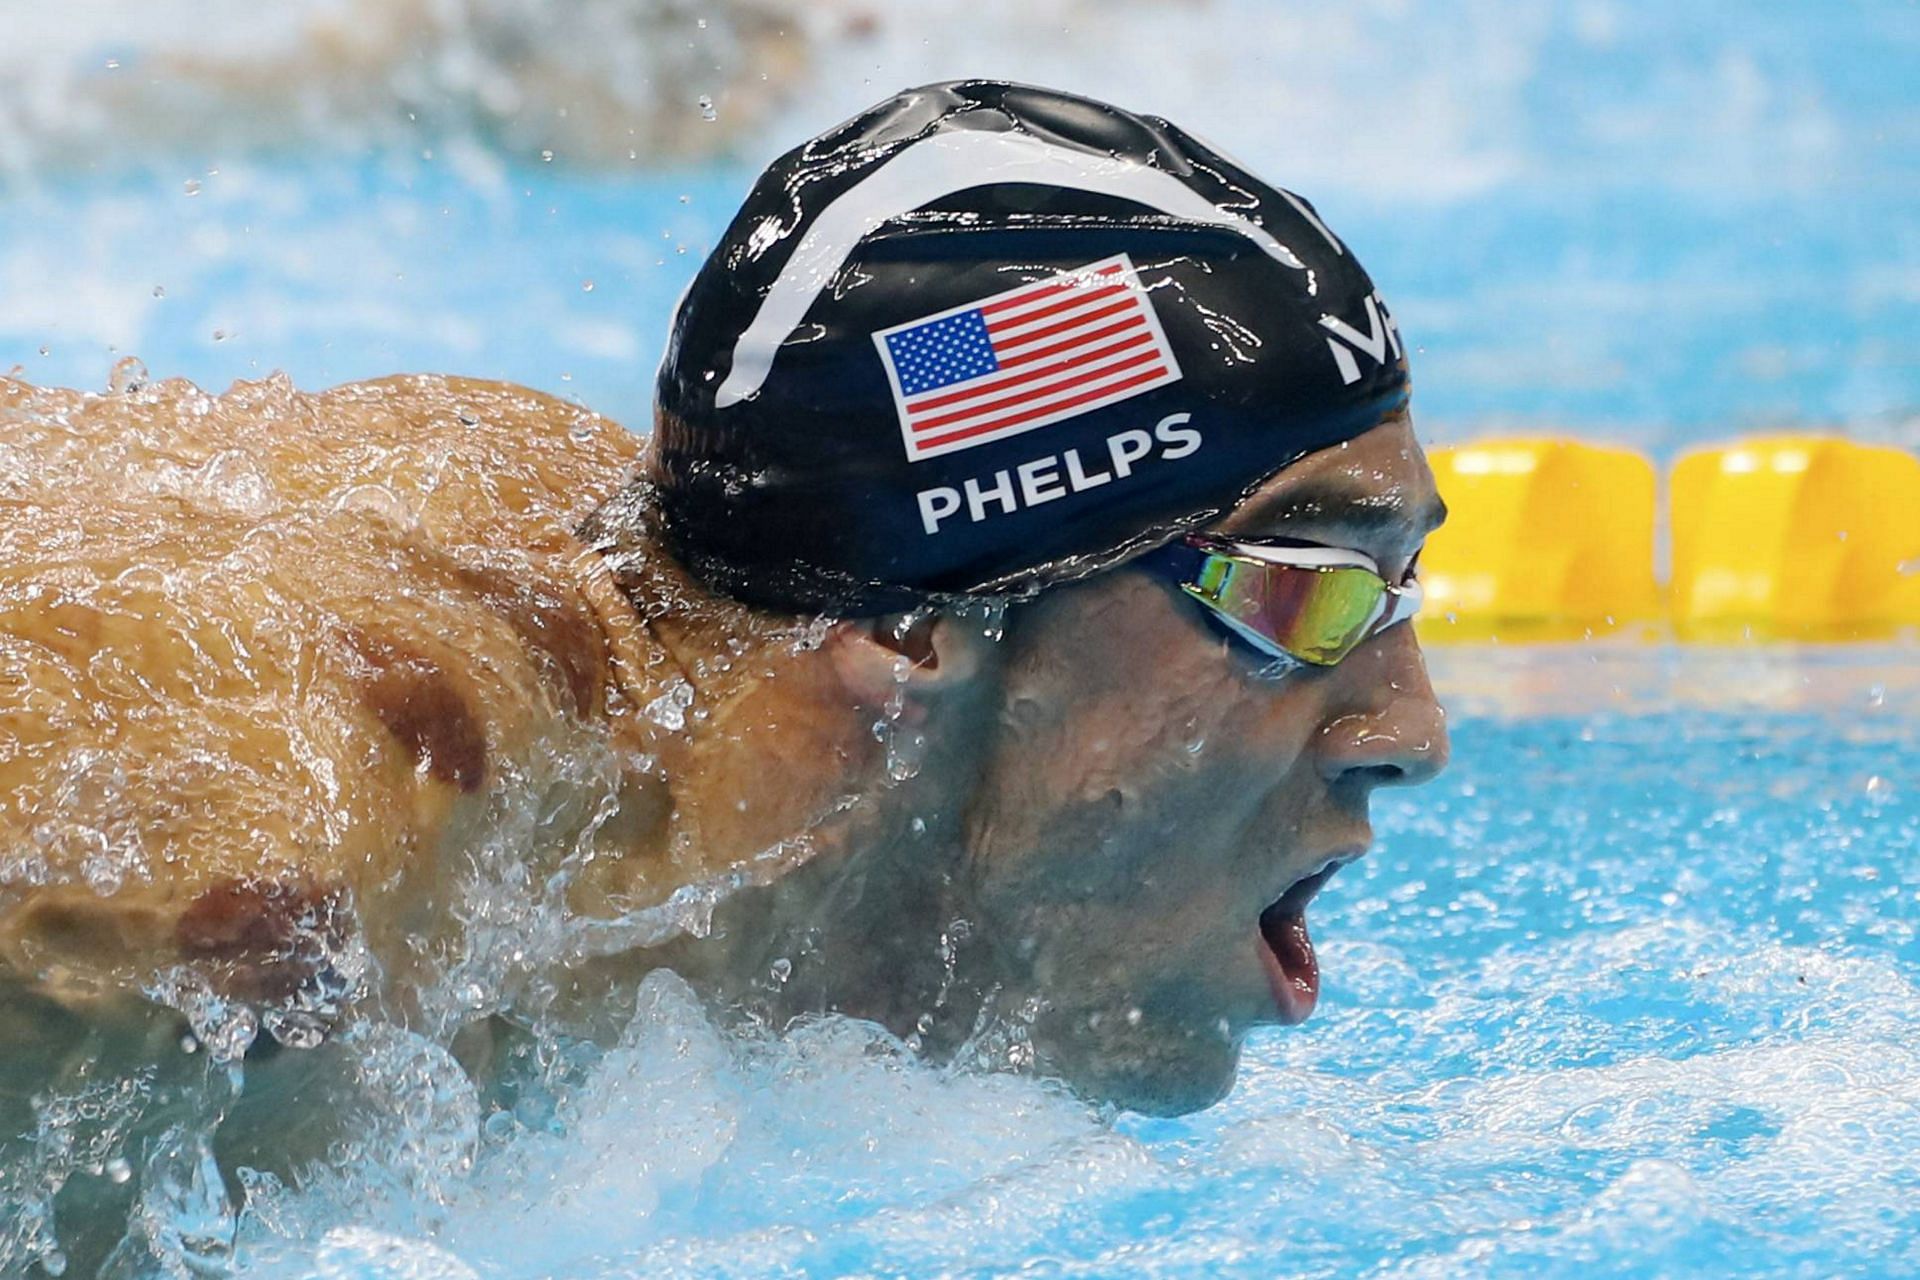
left=1141, top=534, right=1424, bottom=668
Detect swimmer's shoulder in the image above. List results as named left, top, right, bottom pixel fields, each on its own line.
left=1, top=370, right=644, bottom=554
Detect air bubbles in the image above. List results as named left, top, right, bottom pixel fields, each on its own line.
left=264, top=1008, right=331, bottom=1050
left=697, top=95, right=718, bottom=123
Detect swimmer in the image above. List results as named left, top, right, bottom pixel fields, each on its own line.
left=0, top=79, right=1446, bottom=1186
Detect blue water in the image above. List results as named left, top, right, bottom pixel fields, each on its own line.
left=3, top=2, right=1918, bottom=1274
left=166, top=649, right=1909, bottom=1280
left=1, top=2, right=1914, bottom=452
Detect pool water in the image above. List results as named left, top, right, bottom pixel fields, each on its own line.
left=2, top=3, right=1916, bottom=1273
left=8, top=649, right=1913, bottom=1279
left=2, top=1, right=1914, bottom=452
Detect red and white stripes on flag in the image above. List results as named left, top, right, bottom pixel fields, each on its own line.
left=873, top=253, right=1184, bottom=462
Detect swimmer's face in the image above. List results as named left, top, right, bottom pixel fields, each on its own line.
left=959, top=415, right=1448, bottom=1114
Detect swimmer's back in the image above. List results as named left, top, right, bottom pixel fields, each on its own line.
left=0, top=373, right=658, bottom=1008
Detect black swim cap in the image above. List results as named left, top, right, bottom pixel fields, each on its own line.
left=653, top=79, right=1410, bottom=614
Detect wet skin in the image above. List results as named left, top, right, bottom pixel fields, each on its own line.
left=948, top=415, right=1450, bottom=1111
left=665, top=413, right=1451, bottom=1115
left=0, top=371, right=1443, bottom=1129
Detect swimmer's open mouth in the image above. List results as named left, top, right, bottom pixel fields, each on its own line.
left=1256, top=861, right=1344, bottom=1025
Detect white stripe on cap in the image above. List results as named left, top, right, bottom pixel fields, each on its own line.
left=712, top=127, right=1308, bottom=409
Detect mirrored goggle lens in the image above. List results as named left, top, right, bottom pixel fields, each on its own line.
left=1187, top=559, right=1389, bottom=666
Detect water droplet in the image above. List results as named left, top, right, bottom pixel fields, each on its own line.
left=1125, top=1007, right=1143, bottom=1026
left=581, top=279, right=595, bottom=292
left=37, top=344, right=50, bottom=357
left=697, top=95, right=718, bottom=122
left=183, top=178, right=202, bottom=196
left=696, top=17, right=708, bottom=28
left=105, top=1157, right=132, bottom=1183
left=643, top=678, right=695, bottom=730
left=211, top=328, right=228, bottom=343
left=541, top=149, right=555, bottom=163
left=770, top=957, right=792, bottom=984
left=108, top=356, right=148, bottom=395
left=104, top=58, right=120, bottom=70
left=152, top=284, right=166, bottom=298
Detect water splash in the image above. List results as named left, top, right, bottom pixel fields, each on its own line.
left=1, top=652, right=1917, bottom=1276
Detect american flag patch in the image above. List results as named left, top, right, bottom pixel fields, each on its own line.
left=873, top=254, right=1183, bottom=462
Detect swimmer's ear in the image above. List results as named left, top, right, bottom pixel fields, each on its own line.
left=826, top=613, right=997, bottom=707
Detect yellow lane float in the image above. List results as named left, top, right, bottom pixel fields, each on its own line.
left=1670, top=435, right=1920, bottom=640
left=1417, top=433, right=1919, bottom=643
left=1417, top=437, right=1660, bottom=641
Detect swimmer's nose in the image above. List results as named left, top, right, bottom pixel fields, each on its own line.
left=1315, top=624, right=1449, bottom=790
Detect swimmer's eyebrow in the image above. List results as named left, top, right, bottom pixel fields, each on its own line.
left=1232, top=481, right=1448, bottom=549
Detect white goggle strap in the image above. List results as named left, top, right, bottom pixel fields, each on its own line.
left=1213, top=540, right=1380, bottom=574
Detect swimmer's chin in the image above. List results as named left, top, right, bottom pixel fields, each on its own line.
left=1043, top=1034, right=1242, bottom=1117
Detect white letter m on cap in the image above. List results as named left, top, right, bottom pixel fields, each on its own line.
left=1319, top=292, right=1402, bottom=386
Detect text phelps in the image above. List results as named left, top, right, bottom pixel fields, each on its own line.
left=916, top=413, right=1201, bottom=535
